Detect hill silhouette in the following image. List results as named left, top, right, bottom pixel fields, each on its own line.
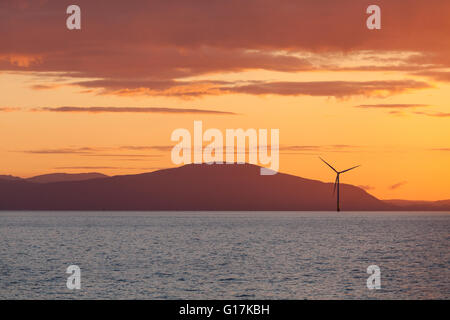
left=384, top=199, right=450, bottom=211
left=0, top=175, right=22, bottom=181
left=26, top=172, right=108, bottom=183
left=0, top=164, right=396, bottom=211
left=0, top=172, right=108, bottom=183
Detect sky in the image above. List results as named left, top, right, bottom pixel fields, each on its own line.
left=1, top=0, right=450, bottom=200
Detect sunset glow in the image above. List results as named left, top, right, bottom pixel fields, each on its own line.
left=1, top=0, right=450, bottom=200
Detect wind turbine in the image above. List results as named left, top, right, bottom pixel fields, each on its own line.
left=319, top=157, right=360, bottom=212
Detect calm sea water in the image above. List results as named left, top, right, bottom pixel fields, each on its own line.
left=0, top=211, right=448, bottom=300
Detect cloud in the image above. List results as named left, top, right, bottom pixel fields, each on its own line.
left=19, top=146, right=168, bottom=165
left=19, top=146, right=173, bottom=155
left=19, top=147, right=164, bottom=161
left=1, top=0, right=449, bottom=96
left=431, top=148, right=450, bottom=151
left=279, top=145, right=359, bottom=153
left=72, top=79, right=229, bottom=97
left=81, top=154, right=161, bottom=158
left=0, top=107, right=21, bottom=112
left=1, top=47, right=314, bottom=85
left=223, top=80, right=431, bottom=98
left=387, top=110, right=407, bottom=116
left=33, top=106, right=236, bottom=115
left=355, top=104, right=430, bottom=109
left=31, top=84, right=65, bottom=90
left=356, top=105, right=450, bottom=118
left=119, top=146, right=173, bottom=152
left=414, top=71, right=450, bottom=82
left=22, top=147, right=98, bottom=154
left=390, top=181, right=407, bottom=190
left=0, top=54, right=43, bottom=67
left=118, top=144, right=359, bottom=154
left=62, top=79, right=432, bottom=98
left=24, top=144, right=359, bottom=160
left=18, top=144, right=173, bottom=163
left=28, top=78, right=433, bottom=98
left=414, top=111, right=450, bottom=118
left=2, top=1, right=449, bottom=54
left=358, top=185, right=375, bottom=191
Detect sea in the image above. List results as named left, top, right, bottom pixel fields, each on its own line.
left=0, top=211, right=448, bottom=299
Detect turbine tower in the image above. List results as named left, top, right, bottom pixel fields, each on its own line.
left=320, top=157, right=360, bottom=212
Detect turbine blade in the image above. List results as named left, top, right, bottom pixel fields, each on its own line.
left=340, top=165, right=360, bottom=173
left=319, top=157, right=338, bottom=173
left=333, top=175, right=338, bottom=195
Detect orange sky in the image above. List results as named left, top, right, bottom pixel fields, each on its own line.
left=1, top=0, right=449, bottom=200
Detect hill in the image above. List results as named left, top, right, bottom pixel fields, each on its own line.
left=0, top=164, right=393, bottom=211
left=0, top=175, right=22, bottom=181
left=384, top=199, right=450, bottom=211
left=26, top=172, right=108, bottom=183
